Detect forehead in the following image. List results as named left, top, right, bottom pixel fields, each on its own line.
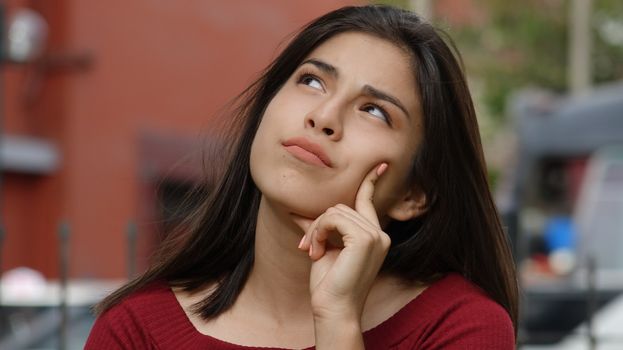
left=307, top=31, right=413, bottom=70
left=303, top=32, right=420, bottom=114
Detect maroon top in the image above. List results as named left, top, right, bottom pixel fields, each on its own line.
left=85, top=273, right=514, bottom=349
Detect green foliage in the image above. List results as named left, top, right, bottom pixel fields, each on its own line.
left=372, top=0, right=623, bottom=122
left=449, top=0, right=623, bottom=121
left=372, top=0, right=410, bottom=9
left=593, top=0, right=623, bottom=83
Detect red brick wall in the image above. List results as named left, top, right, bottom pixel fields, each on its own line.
left=3, top=0, right=360, bottom=279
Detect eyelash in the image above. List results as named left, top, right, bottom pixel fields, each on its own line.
left=294, top=70, right=393, bottom=126
left=296, top=70, right=324, bottom=90
left=362, top=104, right=392, bottom=126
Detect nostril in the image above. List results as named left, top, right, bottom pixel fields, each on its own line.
left=309, top=120, right=315, bottom=127
left=323, top=128, right=334, bottom=136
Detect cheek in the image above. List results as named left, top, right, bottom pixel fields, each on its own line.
left=374, top=169, right=410, bottom=210
left=348, top=148, right=414, bottom=212
left=249, top=95, right=289, bottom=166
left=249, top=111, right=277, bottom=189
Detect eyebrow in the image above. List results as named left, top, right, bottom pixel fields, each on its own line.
left=300, top=58, right=411, bottom=120
left=301, top=58, right=338, bottom=78
left=361, top=85, right=410, bottom=120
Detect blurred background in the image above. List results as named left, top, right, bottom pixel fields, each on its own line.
left=0, top=0, right=621, bottom=349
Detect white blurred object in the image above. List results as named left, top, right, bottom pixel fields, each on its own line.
left=0, top=134, right=60, bottom=174
left=549, top=248, right=576, bottom=275
left=574, top=146, right=623, bottom=286
left=0, top=275, right=125, bottom=307
left=6, top=8, right=49, bottom=62
left=1, top=267, right=46, bottom=300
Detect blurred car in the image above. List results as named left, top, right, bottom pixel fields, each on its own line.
left=498, top=82, right=623, bottom=344
left=521, top=293, right=623, bottom=350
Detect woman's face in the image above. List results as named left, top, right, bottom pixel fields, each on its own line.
left=250, top=32, right=423, bottom=222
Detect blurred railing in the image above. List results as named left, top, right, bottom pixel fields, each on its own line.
left=1, top=222, right=622, bottom=349
left=0, top=221, right=137, bottom=349
left=519, top=255, right=623, bottom=350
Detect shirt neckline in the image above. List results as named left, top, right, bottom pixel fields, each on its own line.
left=159, top=274, right=454, bottom=349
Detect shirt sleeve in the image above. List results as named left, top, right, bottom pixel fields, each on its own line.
left=85, top=304, right=156, bottom=350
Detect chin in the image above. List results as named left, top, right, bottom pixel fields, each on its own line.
left=265, top=181, right=341, bottom=218
left=250, top=150, right=356, bottom=217
left=258, top=178, right=355, bottom=219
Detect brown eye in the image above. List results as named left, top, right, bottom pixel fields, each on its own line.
left=362, top=104, right=391, bottom=125
left=298, top=74, right=324, bottom=91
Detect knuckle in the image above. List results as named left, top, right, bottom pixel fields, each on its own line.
left=335, top=203, right=349, bottom=211
left=360, top=233, right=375, bottom=246
left=325, top=207, right=338, bottom=215
left=324, top=212, right=339, bottom=221
left=380, top=234, right=392, bottom=249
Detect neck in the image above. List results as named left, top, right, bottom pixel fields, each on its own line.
left=237, top=196, right=413, bottom=330
left=237, top=196, right=314, bottom=324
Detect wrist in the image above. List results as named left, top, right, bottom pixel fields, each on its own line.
left=311, top=291, right=365, bottom=322
left=313, top=312, right=361, bottom=329
left=314, top=316, right=363, bottom=349
left=312, top=301, right=361, bottom=325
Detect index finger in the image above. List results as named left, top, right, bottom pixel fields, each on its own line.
left=354, top=163, right=388, bottom=227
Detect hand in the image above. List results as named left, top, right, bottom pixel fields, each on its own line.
left=297, top=163, right=391, bottom=321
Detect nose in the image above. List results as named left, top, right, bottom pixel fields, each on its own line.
left=304, top=99, right=344, bottom=140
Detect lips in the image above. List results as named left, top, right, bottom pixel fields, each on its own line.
left=282, top=137, right=332, bottom=168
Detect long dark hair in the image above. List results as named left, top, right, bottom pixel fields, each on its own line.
left=96, top=4, right=518, bottom=329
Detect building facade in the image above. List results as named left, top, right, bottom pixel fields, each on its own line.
left=2, top=0, right=359, bottom=279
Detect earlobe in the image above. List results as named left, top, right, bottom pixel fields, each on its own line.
left=386, top=188, right=427, bottom=222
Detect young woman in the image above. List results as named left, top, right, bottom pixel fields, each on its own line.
left=87, top=5, right=518, bottom=349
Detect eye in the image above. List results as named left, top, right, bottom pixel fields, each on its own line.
left=362, top=104, right=392, bottom=125
left=298, top=73, right=324, bottom=91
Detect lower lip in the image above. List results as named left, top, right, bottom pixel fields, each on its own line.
left=284, top=145, right=329, bottom=167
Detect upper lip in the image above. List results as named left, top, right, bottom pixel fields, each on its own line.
left=282, top=137, right=333, bottom=167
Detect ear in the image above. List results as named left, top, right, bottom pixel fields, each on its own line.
left=386, top=187, right=427, bottom=222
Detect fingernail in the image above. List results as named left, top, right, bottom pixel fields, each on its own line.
left=376, top=163, right=388, bottom=176
left=298, top=235, right=305, bottom=249
left=309, top=245, right=313, bottom=257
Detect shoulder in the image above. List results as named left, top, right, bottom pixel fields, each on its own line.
left=85, top=281, right=179, bottom=349
left=423, top=273, right=511, bottom=318
left=375, top=273, right=515, bottom=349
left=421, top=274, right=515, bottom=348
